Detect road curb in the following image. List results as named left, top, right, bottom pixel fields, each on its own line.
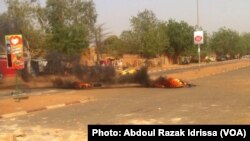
left=27, top=107, right=47, bottom=113
left=148, top=59, right=250, bottom=74
left=149, top=62, right=250, bottom=78
left=0, top=98, right=91, bottom=119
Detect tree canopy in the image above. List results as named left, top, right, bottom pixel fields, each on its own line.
left=0, top=0, right=45, bottom=57
left=209, top=28, right=240, bottom=58
left=1, top=1, right=250, bottom=64
left=166, top=19, right=195, bottom=63
left=126, top=9, right=169, bottom=58
left=239, top=33, right=250, bottom=55
left=45, top=0, right=97, bottom=55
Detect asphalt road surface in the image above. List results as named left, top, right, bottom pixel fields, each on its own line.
left=1, top=65, right=250, bottom=135
left=149, top=59, right=241, bottom=76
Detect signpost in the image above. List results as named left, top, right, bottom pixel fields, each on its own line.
left=194, top=31, right=204, bottom=45
left=5, top=34, right=25, bottom=101
left=194, top=31, right=203, bottom=70
left=195, top=0, right=203, bottom=70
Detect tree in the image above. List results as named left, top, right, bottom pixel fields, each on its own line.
left=130, top=9, right=158, bottom=34
left=48, top=25, right=88, bottom=55
left=239, top=33, right=250, bottom=56
left=46, top=0, right=97, bottom=30
left=46, top=0, right=97, bottom=55
left=102, top=35, right=124, bottom=58
left=166, top=19, right=195, bottom=64
left=0, top=0, right=46, bottom=57
left=120, top=30, right=140, bottom=54
left=129, top=9, right=169, bottom=58
left=92, top=24, right=111, bottom=64
left=199, top=31, right=212, bottom=57
left=0, top=13, right=11, bottom=45
left=209, top=28, right=240, bottom=58
left=0, top=0, right=47, bottom=74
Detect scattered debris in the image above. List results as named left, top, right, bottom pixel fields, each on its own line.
left=51, top=66, right=195, bottom=89
left=73, top=81, right=92, bottom=89
left=153, top=76, right=195, bottom=88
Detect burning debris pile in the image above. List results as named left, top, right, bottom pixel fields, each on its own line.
left=115, top=67, right=195, bottom=88
left=53, top=66, right=195, bottom=89
left=49, top=63, right=196, bottom=89
left=152, top=76, right=195, bottom=88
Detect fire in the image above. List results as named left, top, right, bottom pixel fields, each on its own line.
left=153, top=76, right=194, bottom=88
left=73, top=81, right=92, bottom=89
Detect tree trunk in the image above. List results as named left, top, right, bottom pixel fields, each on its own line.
left=25, top=40, right=32, bottom=74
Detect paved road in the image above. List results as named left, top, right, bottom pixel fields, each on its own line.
left=149, top=59, right=244, bottom=76
left=1, top=65, right=250, bottom=137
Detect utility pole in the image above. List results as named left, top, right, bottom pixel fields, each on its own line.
left=197, top=0, right=199, bottom=27
left=197, top=0, right=201, bottom=69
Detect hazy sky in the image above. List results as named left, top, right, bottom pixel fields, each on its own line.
left=1, top=0, right=250, bottom=35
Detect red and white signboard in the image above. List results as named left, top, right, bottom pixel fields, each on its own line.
left=194, top=31, right=204, bottom=45
left=5, top=35, right=24, bottom=70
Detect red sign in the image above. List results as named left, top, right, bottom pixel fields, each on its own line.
left=5, top=35, right=25, bottom=70
left=195, top=36, right=203, bottom=42
left=194, top=31, right=204, bottom=45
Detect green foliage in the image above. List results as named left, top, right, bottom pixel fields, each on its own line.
left=130, top=9, right=158, bottom=34
left=46, top=0, right=97, bottom=31
left=166, top=19, right=195, bottom=63
left=2, top=1, right=250, bottom=62
left=200, top=32, right=212, bottom=57
left=46, top=0, right=97, bottom=56
left=128, top=9, right=169, bottom=58
left=209, top=28, right=240, bottom=57
left=0, top=0, right=45, bottom=57
left=0, top=13, right=11, bottom=44
left=102, top=35, right=124, bottom=57
left=47, top=25, right=88, bottom=55
left=120, top=30, right=140, bottom=54
left=239, top=33, right=250, bottom=55
left=139, top=22, right=169, bottom=58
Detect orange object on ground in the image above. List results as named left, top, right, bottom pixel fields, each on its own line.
left=73, top=81, right=92, bottom=89
left=153, top=76, right=191, bottom=88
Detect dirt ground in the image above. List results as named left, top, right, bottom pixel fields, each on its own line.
left=1, top=59, right=250, bottom=116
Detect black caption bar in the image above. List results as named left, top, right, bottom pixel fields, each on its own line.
left=88, top=125, right=250, bottom=141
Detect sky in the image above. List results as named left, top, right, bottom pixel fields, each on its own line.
left=1, top=0, right=250, bottom=35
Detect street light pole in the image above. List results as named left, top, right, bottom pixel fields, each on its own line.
left=197, top=0, right=199, bottom=26
left=197, top=0, right=201, bottom=69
